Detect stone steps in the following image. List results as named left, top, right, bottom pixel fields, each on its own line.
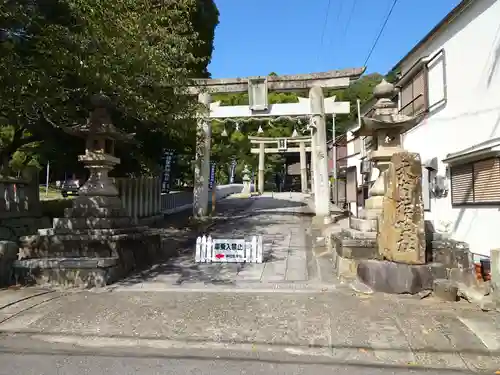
left=349, top=217, right=377, bottom=232
left=19, top=235, right=116, bottom=259
left=341, top=227, right=377, bottom=239
left=357, top=208, right=381, bottom=220
left=12, top=257, right=123, bottom=288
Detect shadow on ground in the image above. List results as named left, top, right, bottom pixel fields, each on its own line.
left=114, top=195, right=312, bottom=287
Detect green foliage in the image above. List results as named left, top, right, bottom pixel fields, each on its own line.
left=210, top=73, right=383, bottom=184
left=0, top=0, right=219, bottom=179
left=385, top=67, right=400, bottom=84
left=327, top=73, right=383, bottom=134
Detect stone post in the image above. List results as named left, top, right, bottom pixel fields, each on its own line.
left=258, top=142, right=265, bottom=194
left=309, top=86, right=330, bottom=218
left=193, top=92, right=211, bottom=218
left=299, top=141, right=307, bottom=193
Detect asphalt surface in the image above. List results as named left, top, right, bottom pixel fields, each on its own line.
left=0, top=352, right=477, bottom=375
left=1, top=194, right=499, bottom=374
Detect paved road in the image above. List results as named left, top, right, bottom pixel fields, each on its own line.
left=1, top=288, right=499, bottom=372
left=108, top=192, right=335, bottom=292
left=0, top=352, right=478, bottom=375
left=1, top=193, right=500, bottom=373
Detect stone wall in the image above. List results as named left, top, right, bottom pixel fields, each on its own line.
left=0, top=241, right=17, bottom=286
left=378, top=152, right=425, bottom=264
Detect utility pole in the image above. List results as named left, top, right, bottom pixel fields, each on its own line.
left=45, top=161, right=50, bottom=197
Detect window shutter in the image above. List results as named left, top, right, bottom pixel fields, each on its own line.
left=451, top=164, right=473, bottom=205
left=472, top=158, right=500, bottom=203
left=400, top=84, right=413, bottom=115
left=412, top=70, right=426, bottom=114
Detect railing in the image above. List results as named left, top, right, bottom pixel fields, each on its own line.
left=161, top=191, right=193, bottom=214
left=115, top=177, right=162, bottom=220
left=114, top=177, right=244, bottom=222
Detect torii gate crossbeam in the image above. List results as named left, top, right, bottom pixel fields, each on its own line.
left=190, top=67, right=365, bottom=219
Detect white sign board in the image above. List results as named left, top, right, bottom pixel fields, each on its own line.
left=195, top=235, right=263, bottom=263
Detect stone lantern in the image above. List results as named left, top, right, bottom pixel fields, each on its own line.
left=13, top=94, right=164, bottom=288
left=64, top=94, right=135, bottom=217
left=358, top=79, right=423, bottom=217
left=329, top=79, right=427, bottom=293
left=242, top=164, right=251, bottom=195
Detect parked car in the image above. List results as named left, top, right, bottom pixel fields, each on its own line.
left=61, top=179, right=81, bottom=198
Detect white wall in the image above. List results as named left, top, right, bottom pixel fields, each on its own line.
left=345, top=130, right=364, bottom=215
left=401, top=0, right=500, bottom=258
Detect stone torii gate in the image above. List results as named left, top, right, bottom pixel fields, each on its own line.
left=189, top=67, right=364, bottom=219
left=248, top=135, right=312, bottom=194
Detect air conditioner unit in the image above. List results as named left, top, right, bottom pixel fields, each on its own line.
left=360, top=160, right=372, bottom=175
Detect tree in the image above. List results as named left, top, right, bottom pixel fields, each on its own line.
left=208, top=72, right=385, bottom=184
left=0, top=0, right=219, bottom=178
left=327, top=73, right=383, bottom=134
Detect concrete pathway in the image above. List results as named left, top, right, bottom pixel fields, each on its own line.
left=107, top=192, right=335, bottom=292
left=2, top=194, right=500, bottom=372
left=0, top=289, right=500, bottom=372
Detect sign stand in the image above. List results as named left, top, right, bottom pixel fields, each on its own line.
left=195, top=235, right=264, bottom=263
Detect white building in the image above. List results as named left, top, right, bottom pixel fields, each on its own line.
left=337, top=99, right=377, bottom=217
left=392, top=0, right=500, bottom=259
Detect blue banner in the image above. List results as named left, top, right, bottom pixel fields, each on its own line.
left=209, top=162, right=216, bottom=190
left=161, top=149, right=175, bottom=194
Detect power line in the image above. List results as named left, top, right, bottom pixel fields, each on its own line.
left=318, top=0, right=333, bottom=64
left=362, top=0, right=399, bottom=67
left=340, top=0, right=358, bottom=43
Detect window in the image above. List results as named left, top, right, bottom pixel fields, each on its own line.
left=400, top=68, right=427, bottom=116
left=352, top=138, right=361, bottom=154
left=450, top=158, right=500, bottom=206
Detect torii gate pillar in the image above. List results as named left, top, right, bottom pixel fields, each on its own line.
left=258, top=143, right=265, bottom=194
left=193, top=92, right=212, bottom=217
left=299, top=141, right=307, bottom=193
left=310, top=86, right=330, bottom=220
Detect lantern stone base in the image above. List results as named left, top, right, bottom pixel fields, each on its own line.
left=329, top=207, right=380, bottom=281
left=13, top=225, right=171, bottom=288
left=65, top=196, right=127, bottom=218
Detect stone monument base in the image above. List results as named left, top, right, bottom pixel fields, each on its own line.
left=356, top=259, right=446, bottom=294
left=329, top=219, right=485, bottom=296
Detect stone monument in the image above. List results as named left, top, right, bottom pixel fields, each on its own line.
left=329, top=82, right=489, bottom=300
left=378, top=152, right=425, bottom=264
left=14, top=95, right=164, bottom=287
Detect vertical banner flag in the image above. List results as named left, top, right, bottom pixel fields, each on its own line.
left=162, top=149, right=175, bottom=194
left=209, top=161, right=216, bottom=190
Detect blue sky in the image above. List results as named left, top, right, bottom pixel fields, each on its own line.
left=208, top=0, right=461, bottom=78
